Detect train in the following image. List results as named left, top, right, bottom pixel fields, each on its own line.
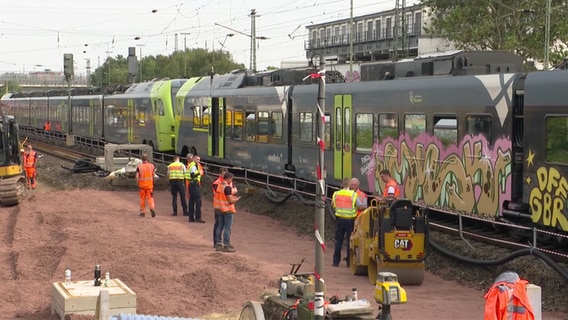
left=0, top=79, right=193, bottom=152
left=2, top=51, right=568, bottom=237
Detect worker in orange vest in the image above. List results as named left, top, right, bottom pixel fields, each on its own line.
left=214, top=172, right=240, bottom=252
left=374, top=169, right=400, bottom=201
left=23, top=144, right=38, bottom=189
left=332, top=177, right=362, bottom=267
left=136, top=154, right=156, bottom=218
left=484, top=271, right=535, bottom=320
left=43, top=121, right=51, bottom=131
left=349, top=178, right=368, bottom=217
left=212, top=167, right=229, bottom=247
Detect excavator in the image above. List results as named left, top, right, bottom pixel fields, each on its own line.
left=350, top=198, right=429, bottom=285
left=0, top=114, right=27, bottom=206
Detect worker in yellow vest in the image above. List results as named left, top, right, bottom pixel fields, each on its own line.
left=186, top=155, right=204, bottom=223
left=167, top=156, right=188, bottom=216
left=332, top=177, right=362, bottom=267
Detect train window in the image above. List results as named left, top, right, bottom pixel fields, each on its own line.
left=434, top=115, right=457, bottom=147
left=404, top=114, right=425, bottom=139
left=344, top=108, right=351, bottom=147
left=300, top=112, right=313, bottom=142
left=225, top=111, right=233, bottom=139
left=356, top=113, right=373, bottom=152
left=156, top=100, right=165, bottom=116
left=245, top=111, right=256, bottom=141
left=193, top=106, right=209, bottom=128
left=335, top=108, right=342, bottom=150
left=271, top=111, right=283, bottom=139
left=545, top=116, right=568, bottom=164
left=234, top=111, right=244, bottom=140
left=324, top=114, right=331, bottom=148
left=465, top=115, right=492, bottom=140
left=379, top=113, right=398, bottom=140
left=258, top=111, right=269, bottom=143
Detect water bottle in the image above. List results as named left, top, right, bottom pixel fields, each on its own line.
left=352, top=288, right=358, bottom=301
left=280, top=281, right=288, bottom=299
left=104, top=271, right=111, bottom=287
left=64, top=268, right=71, bottom=285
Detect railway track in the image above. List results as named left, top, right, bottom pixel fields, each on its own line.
left=19, top=129, right=568, bottom=271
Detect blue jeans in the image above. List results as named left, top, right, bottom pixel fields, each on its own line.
left=215, top=212, right=234, bottom=246
left=213, top=209, right=223, bottom=245
left=333, top=218, right=354, bottom=266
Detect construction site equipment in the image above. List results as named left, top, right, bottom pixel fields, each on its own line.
left=97, top=144, right=154, bottom=175
left=0, top=115, right=26, bottom=206
left=238, top=260, right=376, bottom=320
left=374, top=272, right=407, bottom=320
left=349, top=198, right=428, bottom=285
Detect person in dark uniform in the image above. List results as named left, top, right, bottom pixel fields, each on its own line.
left=167, top=155, right=188, bottom=216
left=187, top=155, right=204, bottom=223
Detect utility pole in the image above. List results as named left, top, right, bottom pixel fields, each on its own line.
left=312, top=53, right=326, bottom=320
left=349, top=0, right=353, bottom=82
left=249, top=9, right=258, bottom=72
left=85, top=59, right=91, bottom=88
left=393, top=0, right=408, bottom=61
left=544, top=0, right=551, bottom=70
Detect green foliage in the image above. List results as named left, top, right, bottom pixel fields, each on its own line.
left=420, top=0, right=568, bottom=65
left=545, top=117, right=568, bottom=163
left=3, top=80, right=21, bottom=93
left=89, top=49, right=245, bottom=86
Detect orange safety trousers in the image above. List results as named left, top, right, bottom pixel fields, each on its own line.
left=139, top=188, right=155, bottom=213
left=25, top=167, right=37, bottom=189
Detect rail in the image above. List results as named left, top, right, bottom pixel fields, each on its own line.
left=17, top=126, right=568, bottom=265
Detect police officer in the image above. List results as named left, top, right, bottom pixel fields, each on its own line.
left=332, top=177, right=362, bottom=267
left=187, top=155, right=204, bottom=223
left=167, top=155, right=188, bottom=216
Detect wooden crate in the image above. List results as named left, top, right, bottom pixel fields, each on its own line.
left=51, top=279, right=136, bottom=320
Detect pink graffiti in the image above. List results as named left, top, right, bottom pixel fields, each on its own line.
left=365, top=133, right=513, bottom=216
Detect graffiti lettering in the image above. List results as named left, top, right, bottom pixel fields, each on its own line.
left=360, top=154, right=374, bottom=176
left=529, top=167, right=568, bottom=231
left=368, top=134, right=512, bottom=217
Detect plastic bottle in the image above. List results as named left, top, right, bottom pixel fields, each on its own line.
left=104, top=271, right=110, bottom=287
left=352, top=288, right=358, bottom=301
left=280, top=281, right=288, bottom=299
left=64, top=268, right=72, bottom=285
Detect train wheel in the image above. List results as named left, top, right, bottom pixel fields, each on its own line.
left=238, top=301, right=265, bottom=320
left=350, top=247, right=367, bottom=275
left=367, top=257, right=377, bottom=285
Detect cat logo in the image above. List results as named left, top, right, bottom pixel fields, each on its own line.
left=394, top=239, right=413, bottom=251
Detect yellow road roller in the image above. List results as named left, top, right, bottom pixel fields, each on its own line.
left=349, top=198, right=428, bottom=285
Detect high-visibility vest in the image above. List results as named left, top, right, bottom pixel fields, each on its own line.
left=167, top=161, right=185, bottom=180
left=212, top=177, right=224, bottom=209
left=44, top=122, right=51, bottom=131
left=484, top=272, right=535, bottom=320
left=332, top=189, right=357, bottom=219
left=187, top=161, right=201, bottom=182
left=137, top=162, right=155, bottom=189
left=218, top=182, right=236, bottom=213
left=383, top=179, right=400, bottom=198
left=355, top=190, right=367, bottom=217
left=24, top=151, right=36, bottom=168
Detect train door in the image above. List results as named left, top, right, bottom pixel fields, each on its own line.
left=127, top=99, right=135, bottom=143
left=333, top=94, right=353, bottom=180
left=208, top=97, right=225, bottom=158
left=89, top=99, right=95, bottom=136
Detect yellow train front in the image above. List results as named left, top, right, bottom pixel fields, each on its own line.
left=350, top=198, right=428, bottom=285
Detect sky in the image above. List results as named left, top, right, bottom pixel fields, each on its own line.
left=0, top=0, right=418, bottom=75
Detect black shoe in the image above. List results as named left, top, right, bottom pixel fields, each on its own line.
left=172, top=213, right=178, bottom=216
left=139, top=213, right=145, bottom=217
left=150, top=209, right=156, bottom=218
left=196, top=219, right=205, bottom=223
left=332, top=263, right=339, bottom=267
left=189, top=218, right=195, bottom=222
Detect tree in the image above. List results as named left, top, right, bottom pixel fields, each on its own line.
left=89, top=49, right=245, bottom=87
left=419, top=0, right=568, bottom=65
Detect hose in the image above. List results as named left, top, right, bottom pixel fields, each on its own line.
left=429, top=240, right=568, bottom=281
